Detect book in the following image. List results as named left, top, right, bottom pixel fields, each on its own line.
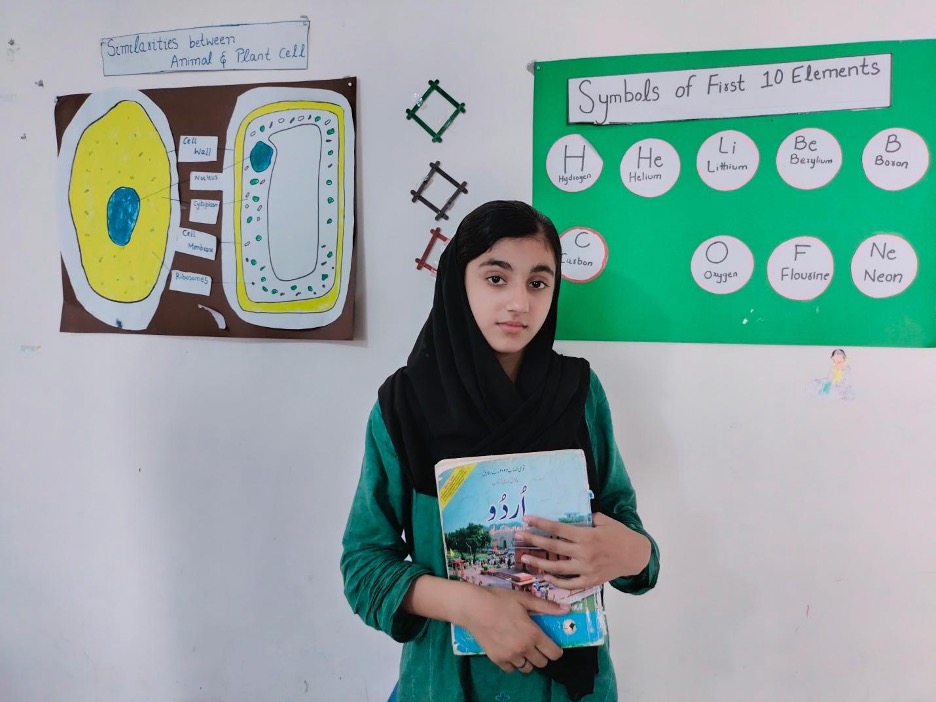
left=434, top=448, right=606, bottom=655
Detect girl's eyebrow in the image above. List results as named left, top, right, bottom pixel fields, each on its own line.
left=478, top=258, right=512, bottom=270
left=477, top=259, right=555, bottom=277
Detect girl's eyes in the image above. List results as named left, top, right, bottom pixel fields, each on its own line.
left=484, top=275, right=550, bottom=289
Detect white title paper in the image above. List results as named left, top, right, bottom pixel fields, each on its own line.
left=568, top=54, right=892, bottom=124
left=101, top=20, right=309, bottom=76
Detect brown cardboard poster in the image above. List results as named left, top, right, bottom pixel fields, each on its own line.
left=54, top=78, right=357, bottom=339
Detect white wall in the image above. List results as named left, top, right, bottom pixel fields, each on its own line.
left=2, top=2, right=935, bottom=700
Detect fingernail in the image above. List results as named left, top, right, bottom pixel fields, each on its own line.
left=521, top=556, right=530, bottom=564
left=522, top=515, right=532, bottom=524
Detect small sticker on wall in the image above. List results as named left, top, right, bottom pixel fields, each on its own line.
left=812, top=348, right=854, bottom=401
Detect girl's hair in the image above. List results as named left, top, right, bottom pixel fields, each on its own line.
left=831, top=348, right=847, bottom=358
left=454, top=200, right=561, bottom=270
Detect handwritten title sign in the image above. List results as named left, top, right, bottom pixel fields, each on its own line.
left=100, top=20, right=309, bottom=76
left=568, top=53, right=892, bottom=124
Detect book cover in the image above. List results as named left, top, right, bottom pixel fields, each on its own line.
left=434, top=448, right=606, bottom=655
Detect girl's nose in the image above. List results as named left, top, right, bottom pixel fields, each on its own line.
left=506, top=286, right=529, bottom=313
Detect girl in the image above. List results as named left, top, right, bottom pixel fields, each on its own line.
left=815, top=348, right=854, bottom=400
left=341, top=201, right=660, bottom=702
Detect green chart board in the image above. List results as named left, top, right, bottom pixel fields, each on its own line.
left=533, top=39, right=936, bottom=347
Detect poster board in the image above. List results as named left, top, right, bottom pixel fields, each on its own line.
left=54, top=78, right=356, bottom=339
left=533, top=40, right=936, bottom=347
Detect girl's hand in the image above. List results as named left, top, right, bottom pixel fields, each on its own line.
left=518, top=513, right=651, bottom=590
left=453, top=586, right=567, bottom=674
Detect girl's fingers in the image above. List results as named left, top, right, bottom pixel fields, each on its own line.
left=525, top=648, right=550, bottom=669
left=519, top=530, right=578, bottom=557
left=543, top=573, right=590, bottom=589
left=496, top=660, right=516, bottom=673
left=523, top=515, right=577, bottom=540
left=521, top=554, right=577, bottom=575
left=537, top=639, right=564, bottom=661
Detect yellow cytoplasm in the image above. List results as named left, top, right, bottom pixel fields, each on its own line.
left=68, top=100, right=172, bottom=302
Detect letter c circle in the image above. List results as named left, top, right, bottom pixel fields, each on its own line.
left=574, top=231, right=591, bottom=248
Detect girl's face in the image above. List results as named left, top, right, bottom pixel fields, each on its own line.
left=464, top=235, right=556, bottom=377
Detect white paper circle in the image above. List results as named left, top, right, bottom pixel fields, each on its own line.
left=767, top=236, right=834, bottom=301
left=620, top=138, right=680, bottom=197
left=690, top=236, right=755, bottom=294
left=776, top=128, right=842, bottom=190
left=559, top=227, right=608, bottom=283
left=862, top=128, right=929, bottom=191
left=546, top=134, right=603, bottom=192
left=851, top=233, right=918, bottom=298
left=697, top=130, right=759, bottom=191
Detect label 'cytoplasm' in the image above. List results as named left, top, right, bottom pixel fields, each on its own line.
left=767, top=236, right=834, bottom=300
left=690, top=235, right=755, bottom=294
left=851, top=233, right=918, bottom=298
left=620, top=138, right=680, bottom=197
left=776, top=128, right=842, bottom=190
left=862, top=128, right=929, bottom=191
left=696, top=130, right=759, bottom=191
left=546, top=134, right=603, bottom=192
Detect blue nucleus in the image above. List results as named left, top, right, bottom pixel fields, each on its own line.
left=106, top=187, right=141, bottom=247
left=250, top=141, right=274, bottom=172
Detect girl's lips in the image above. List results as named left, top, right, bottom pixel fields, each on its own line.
left=498, top=321, right=526, bottom=333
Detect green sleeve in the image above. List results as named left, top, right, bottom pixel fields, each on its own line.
left=585, top=370, right=660, bottom=594
left=340, top=403, right=435, bottom=642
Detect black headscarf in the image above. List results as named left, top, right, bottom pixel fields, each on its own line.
left=378, top=201, right=600, bottom=700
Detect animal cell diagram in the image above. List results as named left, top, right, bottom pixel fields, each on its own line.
left=57, top=90, right=179, bottom=331
left=56, top=85, right=355, bottom=333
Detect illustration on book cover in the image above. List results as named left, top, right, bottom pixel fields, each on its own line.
left=435, top=449, right=606, bottom=655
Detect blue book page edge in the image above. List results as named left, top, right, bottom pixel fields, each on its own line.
left=451, top=592, right=607, bottom=655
